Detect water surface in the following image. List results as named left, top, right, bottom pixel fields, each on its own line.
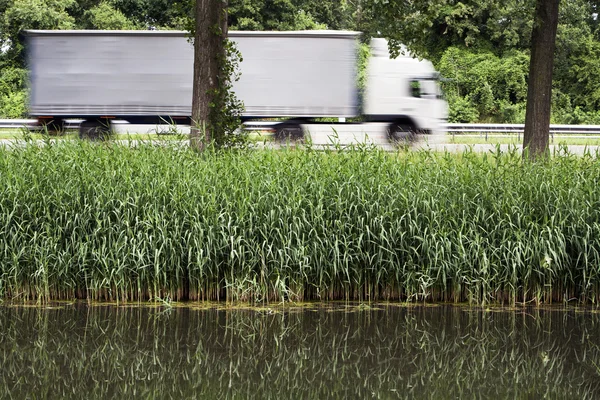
left=1, top=303, right=599, bottom=399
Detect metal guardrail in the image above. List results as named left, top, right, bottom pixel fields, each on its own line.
left=0, top=119, right=35, bottom=129
left=2, top=119, right=600, bottom=135
left=243, top=122, right=600, bottom=135
left=0, top=119, right=281, bottom=132
left=0, top=119, right=81, bottom=129
left=0, top=119, right=268, bottom=131
left=445, top=123, right=600, bottom=135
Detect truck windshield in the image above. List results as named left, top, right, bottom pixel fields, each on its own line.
left=410, top=78, right=444, bottom=99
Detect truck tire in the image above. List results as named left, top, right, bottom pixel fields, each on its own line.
left=79, top=119, right=112, bottom=140
left=387, top=123, right=417, bottom=145
left=39, top=118, right=65, bottom=135
left=274, top=123, right=304, bottom=142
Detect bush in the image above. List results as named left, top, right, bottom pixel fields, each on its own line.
left=438, top=47, right=529, bottom=123
left=0, top=90, right=27, bottom=118
left=448, top=96, right=479, bottom=123
left=0, top=67, right=28, bottom=118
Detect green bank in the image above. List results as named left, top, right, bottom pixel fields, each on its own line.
left=1, top=141, right=600, bottom=305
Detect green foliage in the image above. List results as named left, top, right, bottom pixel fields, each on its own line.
left=498, top=101, right=527, bottom=124
left=84, top=2, right=138, bottom=30
left=223, top=0, right=365, bottom=32
left=552, top=103, right=600, bottom=125
left=0, top=89, right=27, bottom=118
left=0, top=66, right=27, bottom=118
left=228, top=0, right=326, bottom=30
left=207, top=39, right=246, bottom=148
left=560, top=35, right=600, bottom=111
left=447, top=97, right=479, bottom=123
left=438, top=47, right=529, bottom=123
left=1, top=0, right=75, bottom=62
left=356, top=42, right=370, bottom=95
left=109, top=0, right=189, bottom=29
left=0, top=66, right=26, bottom=94
left=292, top=0, right=353, bottom=29
left=3, top=143, right=600, bottom=304
left=292, top=9, right=327, bottom=30
left=365, top=0, right=535, bottom=60
left=366, top=0, right=600, bottom=124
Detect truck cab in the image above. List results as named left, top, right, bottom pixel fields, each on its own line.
left=364, top=38, right=448, bottom=140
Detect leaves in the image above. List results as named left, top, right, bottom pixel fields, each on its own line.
left=84, top=2, right=138, bottom=30
left=438, top=47, right=529, bottom=123
left=1, top=0, right=75, bottom=62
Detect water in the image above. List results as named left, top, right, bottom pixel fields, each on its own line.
left=1, top=303, right=599, bottom=399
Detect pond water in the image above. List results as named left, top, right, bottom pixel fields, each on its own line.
left=1, top=303, right=599, bottom=399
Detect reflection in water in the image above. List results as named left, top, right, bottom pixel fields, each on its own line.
left=1, top=304, right=599, bottom=399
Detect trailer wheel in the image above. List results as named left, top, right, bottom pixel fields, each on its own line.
left=79, top=119, right=113, bottom=140
left=39, top=118, right=65, bottom=136
left=387, top=123, right=417, bottom=145
left=274, top=123, right=304, bottom=142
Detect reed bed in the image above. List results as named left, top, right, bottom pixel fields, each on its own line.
left=1, top=140, right=600, bottom=305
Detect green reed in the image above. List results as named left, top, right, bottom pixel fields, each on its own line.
left=1, top=140, right=600, bottom=304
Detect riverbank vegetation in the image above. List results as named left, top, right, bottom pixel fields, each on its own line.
left=1, top=142, right=600, bottom=305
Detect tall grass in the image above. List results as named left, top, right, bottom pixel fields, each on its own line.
left=1, top=140, right=600, bottom=304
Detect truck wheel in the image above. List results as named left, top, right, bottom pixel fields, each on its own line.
left=39, top=118, right=65, bottom=136
left=274, top=123, right=304, bottom=142
left=79, top=119, right=112, bottom=140
left=387, top=123, right=417, bottom=145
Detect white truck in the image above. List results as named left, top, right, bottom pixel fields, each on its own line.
left=25, top=30, right=447, bottom=141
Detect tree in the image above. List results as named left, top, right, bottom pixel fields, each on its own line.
left=523, top=0, right=560, bottom=158
left=0, top=0, right=76, bottom=117
left=290, top=0, right=355, bottom=30
left=190, top=0, right=228, bottom=150
left=437, top=47, right=529, bottom=123
left=228, top=0, right=326, bottom=30
left=365, top=0, right=536, bottom=61
left=84, top=2, right=138, bottom=29
left=109, top=0, right=189, bottom=29
left=551, top=0, right=600, bottom=124
left=1, top=0, right=75, bottom=63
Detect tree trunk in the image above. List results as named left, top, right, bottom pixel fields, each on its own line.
left=522, top=0, right=560, bottom=159
left=190, top=0, right=228, bottom=151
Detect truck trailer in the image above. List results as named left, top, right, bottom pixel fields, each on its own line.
left=25, top=30, right=447, bottom=141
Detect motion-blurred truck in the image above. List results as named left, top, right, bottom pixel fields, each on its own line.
left=25, top=30, right=447, bottom=141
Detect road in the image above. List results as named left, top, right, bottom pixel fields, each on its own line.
left=3, top=122, right=600, bottom=155
left=303, top=124, right=600, bottom=155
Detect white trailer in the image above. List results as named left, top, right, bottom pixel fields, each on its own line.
left=25, top=30, right=447, bottom=141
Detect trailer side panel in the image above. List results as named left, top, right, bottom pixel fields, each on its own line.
left=27, top=30, right=359, bottom=119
